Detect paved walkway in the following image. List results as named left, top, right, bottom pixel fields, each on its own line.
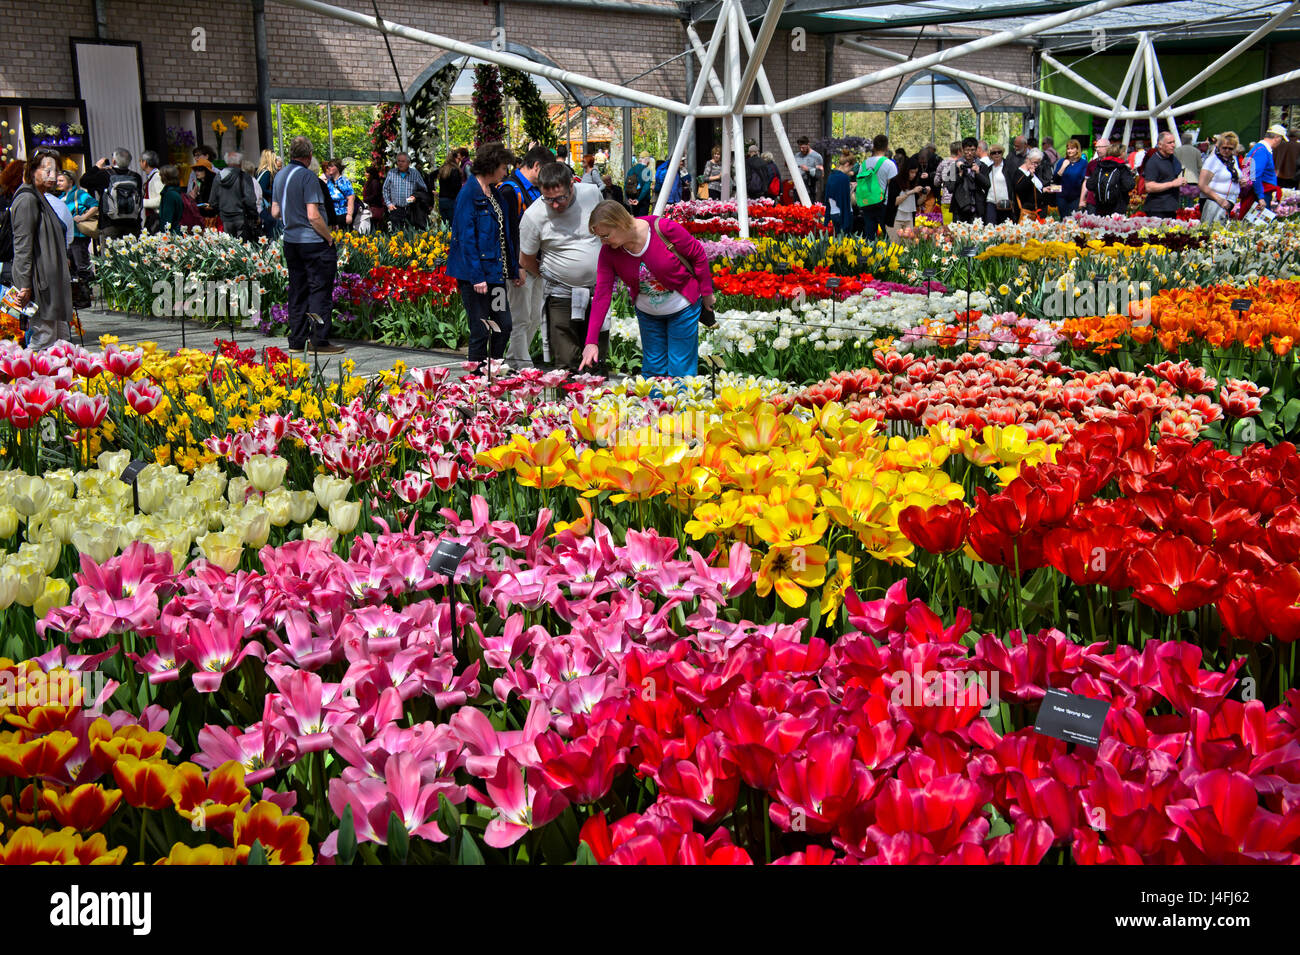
left=77, top=308, right=469, bottom=378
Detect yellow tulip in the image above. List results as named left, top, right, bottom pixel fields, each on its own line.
left=263, top=488, right=293, bottom=527
left=33, top=577, right=71, bottom=619
left=10, top=475, right=50, bottom=518
left=313, top=475, right=352, bottom=509
left=0, top=505, right=17, bottom=537
left=198, top=531, right=243, bottom=573
left=288, top=490, right=318, bottom=524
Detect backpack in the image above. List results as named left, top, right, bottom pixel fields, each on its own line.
left=624, top=164, right=643, bottom=199
left=1094, top=163, right=1127, bottom=211
left=0, top=185, right=38, bottom=264
left=102, top=170, right=142, bottom=222
left=855, top=157, right=888, bottom=206
left=768, top=168, right=781, bottom=199
left=746, top=160, right=766, bottom=197
left=179, top=191, right=205, bottom=229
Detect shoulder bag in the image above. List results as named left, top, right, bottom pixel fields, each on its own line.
left=651, top=216, right=714, bottom=327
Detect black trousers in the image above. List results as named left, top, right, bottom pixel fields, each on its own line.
left=458, top=280, right=512, bottom=363
left=952, top=203, right=981, bottom=223
left=283, top=241, right=337, bottom=348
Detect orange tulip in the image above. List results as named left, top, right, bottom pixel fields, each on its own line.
left=112, top=756, right=175, bottom=810
left=40, top=783, right=123, bottom=831
left=233, top=801, right=313, bottom=865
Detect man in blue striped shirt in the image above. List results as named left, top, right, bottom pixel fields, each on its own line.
left=382, top=153, right=427, bottom=232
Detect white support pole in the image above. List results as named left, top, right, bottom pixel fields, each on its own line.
left=724, top=0, right=749, bottom=236
left=736, top=8, right=811, bottom=206
left=744, top=0, right=1149, bottom=118
left=1142, top=34, right=1159, bottom=145
left=686, top=22, right=731, bottom=201
left=1121, top=36, right=1145, bottom=146
left=1149, top=47, right=1179, bottom=138
left=1040, top=52, right=1118, bottom=108
left=842, top=38, right=1119, bottom=120
left=1104, top=38, right=1144, bottom=140
left=269, top=0, right=692, bottom=115
left=1151, top=1, right=1300, bottom=116
left=733, top=0, right=787, bottom=112
left=653, top=6, right=728, bottom=216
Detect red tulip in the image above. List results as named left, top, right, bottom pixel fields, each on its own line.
left=1124, top=534, right=1225, bottom=615
left=124, top=378, right=162, bottom=416
left=898, top=501, right=969, bottom=554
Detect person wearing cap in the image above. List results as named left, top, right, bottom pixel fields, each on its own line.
left=1246, top=125, right=1287, bottom=209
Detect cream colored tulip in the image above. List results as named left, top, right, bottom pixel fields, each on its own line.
left=0, top=505, right=17, bottom=538
left=44, top=469, right=76, bottom=497
left=312, top=475, right=352, bottom=509
left=328, top=499, right=361, bottom=534
left=227, top=476, right=252, bottom=507
left=198, top=530, right=243, bottom=573
left=9, top=558, right=47, bottom=607
left=245, top=454, right=288, bottom=494
left=263, top=488, right=293, bottom=527
left=136, top=474, right=168, bottom=514
left=10, top=475, right=50, bottom=518
left=237, top=504, right=271, bottom=548
left=301, top=520, right=337, bottom=548
left=288, top=490, right=318, bottom=524
left=97, top=449, right=131, bottom=478
left=70, top=522, right=121, bottom=566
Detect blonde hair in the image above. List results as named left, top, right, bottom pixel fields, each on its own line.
left=257, top=148, right=278, bottom=176
left=1217, top=131, right=1240, bottom=150
left=1108, top=142, right=1127, bottom=159
left=589, top=199, right=636, bottom=234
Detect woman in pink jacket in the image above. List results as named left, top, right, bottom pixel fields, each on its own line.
left=579, top=200, right=715, bottom=377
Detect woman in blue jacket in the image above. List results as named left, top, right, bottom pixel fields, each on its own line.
left=446, top=141, right=523, bottom=364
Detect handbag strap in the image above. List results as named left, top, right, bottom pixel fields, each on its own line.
left=651, top=216, right=692, bottom=275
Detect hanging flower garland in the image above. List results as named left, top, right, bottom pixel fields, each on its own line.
left=367, top=103, right=402, bottom=175
left=501, top=67, right=559, bottom=152
left=407, top=64, right=459, bottom=168
left=473, top=64, right=506, bottom=149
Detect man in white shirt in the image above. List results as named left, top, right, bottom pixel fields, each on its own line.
left=977, top=140, right=992, bottom=167
left=518, top=162, right=606, bottom=372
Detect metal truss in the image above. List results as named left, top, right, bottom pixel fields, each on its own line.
left=270, top=0, right=1300, bottom=234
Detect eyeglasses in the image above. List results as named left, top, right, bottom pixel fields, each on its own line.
left=543, top=189, right=573, bottom=207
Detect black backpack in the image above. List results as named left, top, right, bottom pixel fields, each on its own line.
left=102, top=170, right=142, bottom=221
left=0, top=185, right=39, bottom=264
left=1094, top=164, right=1127, bottom=211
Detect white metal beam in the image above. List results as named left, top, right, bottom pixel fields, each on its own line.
left=1102, top=40, right=1145, bottom=140
left=1040, top=51, right=1117, bottom=109
left=1121, top=36, right=1145, bottom=146
left=1148, top=45, right=1179, bottom=138
left=268, top=0, right=691, bottom=114
left=653, top=7, right=728, bottom=216
left=739, top=0, right=1149, bottom=118
left=736, top=5, right=812, bottom=206
left=1142, top=35, right=1159, bottom=145
left=686, top=22, right=732, bottom=201
left=841, top=38, right=1117, bottom=119
left=733, top=0, right=787, bottom=114
left=1151, top=0, right=1300, bottom=117
left=725, top=0, right=749, bottom=236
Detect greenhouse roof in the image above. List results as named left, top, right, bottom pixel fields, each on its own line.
left=687, top=0, right=1300, bottom=44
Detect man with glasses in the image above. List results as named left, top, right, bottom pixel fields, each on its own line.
left=517, top=162, right=607, bottom=373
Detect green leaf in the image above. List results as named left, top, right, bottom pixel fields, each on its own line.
left=458, top=832, right=485, bottom=865
left=1281, top=397, right=1300, bottom=435
left=388, top=811, right=410, bottom=864
left=575, top=841, right=598, bottom=866
left=436, top=794, right=461, bottom=838
left=248, top=839, right=268, bottom=865
left=337, top=805, right=358, bottom=866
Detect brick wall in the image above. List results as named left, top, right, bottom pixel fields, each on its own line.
left=0, top=0, right=94, bottom=99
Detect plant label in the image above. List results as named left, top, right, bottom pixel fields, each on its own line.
left=1033, top=688, right=1110, bottom=747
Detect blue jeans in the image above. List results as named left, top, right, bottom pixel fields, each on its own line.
left=637, top=299, right=700, bottom=377
left=1058, top=195, right=1079, bottom=219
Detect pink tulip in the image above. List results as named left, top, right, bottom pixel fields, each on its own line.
left=103, top=344, right=143, bottom=378
left=61, top=391, right=109, bottom=430
left=125, top=378, right=163, bottom=415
